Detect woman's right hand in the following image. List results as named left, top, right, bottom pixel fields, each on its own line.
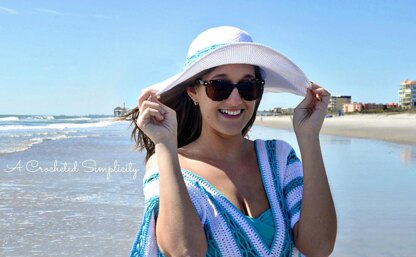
left=136, top=89, right=177, bottom=145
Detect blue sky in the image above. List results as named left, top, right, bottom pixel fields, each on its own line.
left=1, top=0, right=415, bottom=115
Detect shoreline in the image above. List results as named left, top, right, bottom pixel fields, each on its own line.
left=255, top=113, right=416, bottom=146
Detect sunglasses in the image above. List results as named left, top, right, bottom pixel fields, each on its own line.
left=194, top=78, right=265, bottom=101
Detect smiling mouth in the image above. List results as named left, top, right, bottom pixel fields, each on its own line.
left=219, top=109, right=243, bottom=116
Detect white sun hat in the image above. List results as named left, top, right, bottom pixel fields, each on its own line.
left=150, top=26, right=310, bottom=96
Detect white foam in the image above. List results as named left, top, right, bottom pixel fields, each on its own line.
left=0, top=116, right=19, bottom=122
left=0, top=134, right=92, bottom=154
left=0, top=120, right=113, bottom=131
left=26, top=115, right=55, bottom=120
left=61, top=117, right=92, bottom=121
left=0, top=144, right=31, bottom=155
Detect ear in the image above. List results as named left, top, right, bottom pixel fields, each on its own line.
left=186, top=86, right=198, bottom=102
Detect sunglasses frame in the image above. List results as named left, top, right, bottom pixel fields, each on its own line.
left=195, top=78, right=265, bottom=101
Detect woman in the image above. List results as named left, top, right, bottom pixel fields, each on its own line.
left=127, top=26, right=336, bottom=257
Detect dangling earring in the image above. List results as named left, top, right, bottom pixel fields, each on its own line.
left=193, top=101, right=198, bottom=106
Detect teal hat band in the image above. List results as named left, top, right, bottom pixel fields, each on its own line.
left=183, top=43, right=226, bottom=69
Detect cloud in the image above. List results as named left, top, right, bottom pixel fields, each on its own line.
left=34, top=8, right=65, bottom=16
left=0, top=6, right=18, bottom=14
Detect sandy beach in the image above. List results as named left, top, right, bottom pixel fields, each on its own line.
left=255, top=113, right=416, bottom=146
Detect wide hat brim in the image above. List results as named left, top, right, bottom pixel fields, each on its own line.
left=150, top=42, right=310, bottom=96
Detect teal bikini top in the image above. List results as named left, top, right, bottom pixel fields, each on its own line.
left=246, top=208, right=275, bottom=247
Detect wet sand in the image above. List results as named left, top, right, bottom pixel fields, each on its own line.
left=255, top=113, right=416, bottom=146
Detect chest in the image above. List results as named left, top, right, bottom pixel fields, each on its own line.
left=184, top=157, right=270, bottom=218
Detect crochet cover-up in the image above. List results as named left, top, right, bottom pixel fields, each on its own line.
left=130, top=139, right=304, bottom=257
left=245, top=208, right=275, bottom=248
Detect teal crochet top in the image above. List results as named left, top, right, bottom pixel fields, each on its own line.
left=206, top=208, right=275, bottom=256
left=131, top=139, right=304, bottom=257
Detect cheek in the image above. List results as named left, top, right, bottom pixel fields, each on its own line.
left=244, top=100, right=258, bottom=121
left=197, top=98, right=218, bottom=118
left=246, top=100, right=257, bottom=111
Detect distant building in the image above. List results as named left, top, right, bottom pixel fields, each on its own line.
left=257, top=107, right=294, bottom=116
left=281, top=108, right=294, bottom=115
left=329, top=96, right=351, bottom=113
left=386, top=102, right=399, bottom=109
left=114, top=103, right=127, bottom=117
left=343, top=103, right=363, bottom=113
left=399, top=79, right=416, bottom=109
left=343, top=102, right=399, bottom=113
left=364, top=103, right=386, bottom=110
left=272, top=107, right=282, bottom=114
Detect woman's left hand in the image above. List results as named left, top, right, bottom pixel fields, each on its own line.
left=293, top=82, right=331, bottom=137
left=292, top=83, right=337, bottom=256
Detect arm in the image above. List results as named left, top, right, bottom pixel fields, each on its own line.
left=292, top=83, right=337, bottom=257
left=138, top=90, right=207, bottom=256
left=154, top=140, right=207, bottom=257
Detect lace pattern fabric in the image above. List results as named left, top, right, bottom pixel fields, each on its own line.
left=130, top=139, right=304, bottom=257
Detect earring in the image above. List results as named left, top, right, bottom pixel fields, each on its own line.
left=193, top=101, right=198, bottom=106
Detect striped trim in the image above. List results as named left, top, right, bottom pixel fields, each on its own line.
left=284, top=177, right=303, bottom=198
left=289, top=201, right=302, bottom=218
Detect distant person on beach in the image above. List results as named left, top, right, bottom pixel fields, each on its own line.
left=124, top=26, right=337, bottom=256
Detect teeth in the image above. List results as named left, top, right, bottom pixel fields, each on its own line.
left=220, top=109, right=242, bottom=116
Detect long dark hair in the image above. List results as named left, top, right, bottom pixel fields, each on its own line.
left=119, top=66, right=264, bottom=162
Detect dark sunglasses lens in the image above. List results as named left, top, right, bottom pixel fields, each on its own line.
left=205, top=80, right=263, bottom=101
left=237, top=81, right=260, bottom=101
left=206, top=81, right=233, bottom=101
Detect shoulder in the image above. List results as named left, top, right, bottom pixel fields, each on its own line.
left=145, top=153, right=158, bottom=173
left=144, top=150, right=193, bottom=174
left=256, top=139, right=301, bottom=170
left=256, top=139, right=296, bottom=155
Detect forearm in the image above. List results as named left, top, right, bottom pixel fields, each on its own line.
left=155, top=141, right=207, bottom=256
left=295, top=134, right=337, bottom=256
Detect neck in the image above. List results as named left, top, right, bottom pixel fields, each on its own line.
left=186, top=128, right=253, bottom=163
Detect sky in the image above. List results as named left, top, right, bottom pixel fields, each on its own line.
left=0, top=0, right=415, bottom=115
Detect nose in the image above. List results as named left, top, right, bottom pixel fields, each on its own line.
left=225, top=87, right=243, bottom=105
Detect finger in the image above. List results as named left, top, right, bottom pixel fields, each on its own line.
left=150, top=97, right=176, bottom=116
left=311, top=88, right=331, bottom=102
left=137, top=108, right=165, bottom=128
left=137, top=88, right=159, bottom=109
left=139, top=100, right=167, bottom=115
left=308, top=82, right=330, bottom=100
left=297, top=87, right=316, bottom=109
left=144, top=108, right=165, bottom=121
left=309, top=81, right=322, bottom=89
left=309, top=83, right=330, bottom=96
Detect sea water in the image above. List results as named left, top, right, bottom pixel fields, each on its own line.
left=0, top=115, right=145, bottom=257
left=250, top=125, right=416, bottom=257
left=0, top=116, right=415, bottom=256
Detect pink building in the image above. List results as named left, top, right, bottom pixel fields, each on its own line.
left=386, top=102, right=399, bottom=109
left=343, top=103, right=364, bottom=113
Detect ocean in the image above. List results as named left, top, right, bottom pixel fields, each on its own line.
left=1, top=115, right=415, bottom=256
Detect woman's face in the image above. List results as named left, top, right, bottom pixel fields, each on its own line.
left=187, top=64, right=258, bottom=138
